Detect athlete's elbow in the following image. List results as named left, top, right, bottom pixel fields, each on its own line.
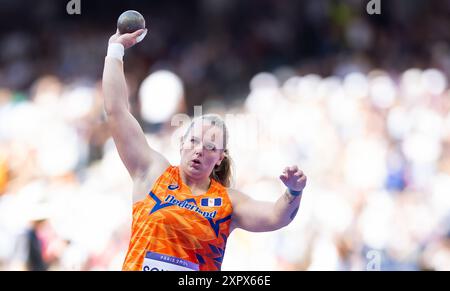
left=264, top=215, right=290, bottom=231
left=272, top=213, right=298, bottom=230
left=274, top=219, right=291, bottom=230
left=274, top=205, right=301, bottom=229
left=102, top=90, right=129, bottom=116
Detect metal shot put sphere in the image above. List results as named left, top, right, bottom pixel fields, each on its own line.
left=117, top=10, right=146, bottom=34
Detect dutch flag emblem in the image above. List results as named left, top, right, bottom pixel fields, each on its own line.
left=201, top=197, right=222, bottom=207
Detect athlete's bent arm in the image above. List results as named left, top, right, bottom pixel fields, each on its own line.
left=102, top=30, right=170, bottom=191
left=229, top=165, right=306, bottom=232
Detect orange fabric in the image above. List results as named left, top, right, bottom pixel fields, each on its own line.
left=122, top=166, right=233, bottom=271
left=0, top=154, right=8, bottom=194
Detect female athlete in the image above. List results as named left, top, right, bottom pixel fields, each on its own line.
left=102, top=28, right=307, bottom=271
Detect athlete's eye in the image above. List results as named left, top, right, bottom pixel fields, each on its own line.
left=190, top=137, right=200, bottom=145
left=204, top=143, right=216, bottom=151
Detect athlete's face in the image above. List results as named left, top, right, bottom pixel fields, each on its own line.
left=180, top=121, right=225, bottom=180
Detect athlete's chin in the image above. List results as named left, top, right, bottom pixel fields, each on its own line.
left=187, top=165, right=204, bottom=174
left=185, top=164, right=208, bottom=177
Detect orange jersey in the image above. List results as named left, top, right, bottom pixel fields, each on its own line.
left=122, top=166, right=233, bottom=271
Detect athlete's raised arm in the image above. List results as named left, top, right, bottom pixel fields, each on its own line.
left=102, top=29, right=170, bottom=190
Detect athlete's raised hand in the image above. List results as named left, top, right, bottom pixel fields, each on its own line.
left=279, top=165, right=307, bottom=192
left=108, top=28, right=147, bottom=49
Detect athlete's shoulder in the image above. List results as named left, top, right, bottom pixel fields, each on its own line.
left=226, top=188, right=253, bottom=206
left=132, top=164, right=175, bottom=204
left=166, top=165, right=179, bottom=175
left=226, top=188, right=244, bottom=197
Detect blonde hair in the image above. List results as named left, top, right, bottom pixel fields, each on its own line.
left=182, top=114, right=233, bottom=187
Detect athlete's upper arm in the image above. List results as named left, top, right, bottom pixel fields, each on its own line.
left=228, top=189, right=278, bottom=232
left=102, top=56, right=169, bottom=186
left=106, top=108, right=170, bottom=180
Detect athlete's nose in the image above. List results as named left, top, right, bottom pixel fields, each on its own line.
left=193, top=143, right=203, bottom=156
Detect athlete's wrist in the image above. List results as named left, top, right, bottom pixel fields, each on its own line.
left=106, top=43, right=125, bottom=61
left=288, top=188, right=302, bottom=197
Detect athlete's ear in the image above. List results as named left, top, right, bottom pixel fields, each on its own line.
left=216, top=151, right=225, bottom=166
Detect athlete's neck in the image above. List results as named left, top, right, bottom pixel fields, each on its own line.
left=180, top=169, right=211, bottom=194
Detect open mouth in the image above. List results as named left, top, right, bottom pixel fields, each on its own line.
left=190, top=158, right=202, bottom=168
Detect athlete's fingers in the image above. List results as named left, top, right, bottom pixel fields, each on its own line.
left=280, top=170, right=288, bottom=178
left=285, top=166, right=292, bottom=175
left=297, top=175, right=307, bottom=184
left=287, top=166, right=297, bottom=176
left=119, top=28, right=146, bottom=42
left=279, top=174, right=288, bottom=183
left=294, top=170, right=303, bottom=177
left=131, top=28, right=146, bottom=38
left=135, top=28, right=147, bottom=43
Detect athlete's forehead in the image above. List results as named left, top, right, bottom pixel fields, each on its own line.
left=188, top=120, right=224, bottom=145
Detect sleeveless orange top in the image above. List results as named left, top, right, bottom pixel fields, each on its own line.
left=122, top=166, right=233, bottom=271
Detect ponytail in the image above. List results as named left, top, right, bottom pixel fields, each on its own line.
left=210, top=149, right=233, bottom=187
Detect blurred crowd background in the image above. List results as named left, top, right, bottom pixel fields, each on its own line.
left=1, top=0, right=450, bottom=270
